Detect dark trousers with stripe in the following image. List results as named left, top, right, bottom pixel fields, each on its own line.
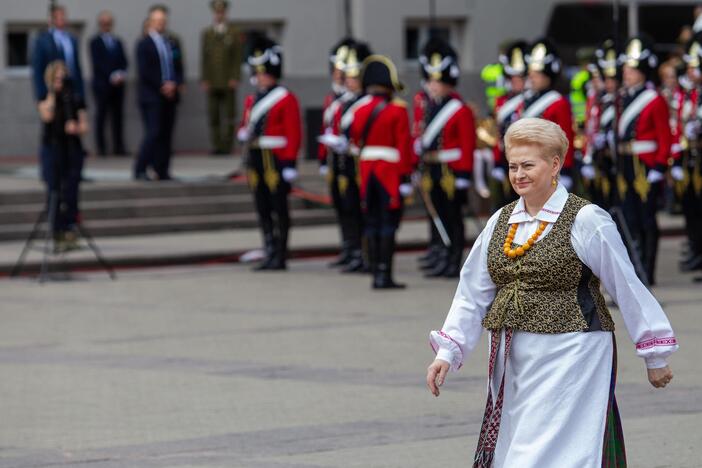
left=247, top=148, right=291, bottom=259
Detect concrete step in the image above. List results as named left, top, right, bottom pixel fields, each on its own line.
left=0, top=180, right=252, bottom=205
left=0, top=208, right=339, bottom=241
left=0, top=193, right=309, bottom=224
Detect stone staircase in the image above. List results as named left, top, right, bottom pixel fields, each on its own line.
left=0, top=178, right=339, bottom=242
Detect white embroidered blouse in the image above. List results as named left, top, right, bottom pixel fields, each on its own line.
left=430, top=184, right=679, bottom=372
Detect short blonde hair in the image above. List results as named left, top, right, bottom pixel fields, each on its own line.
left=504, top=117, right=568, bottom=168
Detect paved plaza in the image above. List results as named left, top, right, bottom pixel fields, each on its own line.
left=0, top=237, right=700, bottom=467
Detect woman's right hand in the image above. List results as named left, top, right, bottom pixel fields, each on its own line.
left=426, top=359, right=450, bottom=397
left=65, top=119, right=78, bottom=135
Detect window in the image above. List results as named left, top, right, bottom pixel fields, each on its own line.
left=5, top=23, right=83, bottom=76
left=639, top=4, right=695, bottom=58
left=234, top=22, right=284, bottom=64
left=404, top=20, right=463, bottom=62
left=546, top=4, right=628, bottom=65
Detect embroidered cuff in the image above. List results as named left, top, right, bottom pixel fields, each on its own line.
left=429, top=330, right=463, bottom=372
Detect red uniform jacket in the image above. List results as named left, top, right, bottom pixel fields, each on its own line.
left=619, top=86, right=672, bottom=170
left=662, top=86, right=684, bottom=161
left=348, top=94, right=415, bottom=210
left=412, top=90, right=429, bottom=140
left=240, top=86, right=301, bottom=163
left=493, top=92, right=524, bottom=165
left=415, top=97, right=476, bottom=174
left=522, top=90, right=575, bottom=169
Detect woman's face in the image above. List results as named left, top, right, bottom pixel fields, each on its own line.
left=507, top=144, right=559, bottom=198
left=53, top=68, right=66, bottom=91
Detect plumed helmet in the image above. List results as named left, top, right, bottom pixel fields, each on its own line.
left=619, top=35, right=659, bottom=80
left=342, top=41, right=373, bottom=78
left=499, top=40, right=528, bottom=77
left=525, top=38, right=562, bottom=80
left=329, top=37, right=356, bottom=74
left=593, top=39, right=620, bottom=80
left=361, top=54, right=404, bottom=92
left=247, top=35, right=283, bottom=79
left=682, top=34, right=702, bottom=71
left=418, top=36, right=460, bottom=85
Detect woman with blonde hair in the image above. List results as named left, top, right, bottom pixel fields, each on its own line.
left=38, top=59, right=88, bottom=250
left=426, top=117, right=677, bottom=467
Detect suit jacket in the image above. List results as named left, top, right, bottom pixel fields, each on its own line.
left=89, top=34, right=128, bottom=93
left=136, top=33, right=184, bottom=105
left=31, top=29, right=85, bottom=101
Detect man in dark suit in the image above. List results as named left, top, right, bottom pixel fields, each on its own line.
left=32, top=3, right=85, bottom=101
left=134, top=4, right=184, bottom=181
left=89, top=11, right=128, bottom=156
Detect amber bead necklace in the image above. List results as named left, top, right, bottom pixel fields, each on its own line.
left=503, top=221, right=549, bottom=259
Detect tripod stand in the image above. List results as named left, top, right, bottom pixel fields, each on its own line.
left=11, top=119, right=116, bottom=282
left=10, top=187, right=116, bottom=282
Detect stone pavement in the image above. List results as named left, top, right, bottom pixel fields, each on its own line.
left=0, top=235, right=700, bottom=467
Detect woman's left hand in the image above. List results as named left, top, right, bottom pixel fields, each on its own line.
left=647, top=366, right=673, bottom=388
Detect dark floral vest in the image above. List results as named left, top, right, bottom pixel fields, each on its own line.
left=482, top=194, right=615, bottom=333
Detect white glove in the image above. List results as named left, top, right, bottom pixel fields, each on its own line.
left=646, top=169, right=664, bottom=184
left=685, top=121, right=700, bottom=140
left=282, top=167, right=298, bottom=182
left=330, top=135, right=349, bottom=154
left=491, top=166, right=506, bottom=182
left=580, top=164, right=596, bottom=181
left=413, top=138, right=424, bottom=156
left=399, top=183, right=413, bottom=197
left=237, top=127, right=250, bottom=142
left=671, top=166, right=685, bottom=181
left=593, top=133, right=607, bottom=151
left=559, top=174, right=573, bottom=190
left=319, top=165, right=329, bottom=177
left=455, top=178, right=471, bottom=189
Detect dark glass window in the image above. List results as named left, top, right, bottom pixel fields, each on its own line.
left=639, top=4, right=694, bottom=58
left=7, top=31, right=29, bottom=67
left=405, top=26, right=419, bottom=60
left=546, top=3, right=628, bottom=64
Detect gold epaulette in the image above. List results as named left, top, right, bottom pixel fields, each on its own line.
left=391, top=98, right=407, bottom=108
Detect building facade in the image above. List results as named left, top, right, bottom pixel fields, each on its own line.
left=0, top=0, right=694, bottom=156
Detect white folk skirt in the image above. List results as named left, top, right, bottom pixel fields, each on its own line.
left=488, top=330, right=622, bottom=468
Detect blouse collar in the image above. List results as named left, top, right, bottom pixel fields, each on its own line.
left=508, top=183, right=568, bottom=224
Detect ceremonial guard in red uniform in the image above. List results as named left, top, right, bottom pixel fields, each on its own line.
left=413, top=38, right=476, bottom=278
left=678, top=36, right=702, bottom=274
left=492, top=40, right=528, bottom=208
left=238, top=36, right=301, bottom=271
left=318, top=40, right=373, bottom=272
left=617, top=36, right=672, bottom=285
left=344, top=55, right=414, bottom=289
left=582, top=39, right=620, bottom=209
left=523, top=38, right=576, bottom=188
left=319, top=37, right=353, bottom=267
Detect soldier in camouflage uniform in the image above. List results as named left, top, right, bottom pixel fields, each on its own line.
left=200, top=0, right=242, bottom=154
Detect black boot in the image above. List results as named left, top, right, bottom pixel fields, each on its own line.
left=424, top=247, right=449, bottom=278
left=267, top=228, right=288, bottom=271
left=329, top=216, right=353, bottom=267
left=253, top=232, right=275, bottom=271
left=419, top=244, right=441, bottom=269
left=373, top=236, right=405, bottom=289
left=341, top=249, right=365, bottom=273
left=442, top=246, right=463, bottom=278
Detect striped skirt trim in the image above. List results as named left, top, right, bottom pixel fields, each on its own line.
left=601, top=335, right=627, bottom=467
